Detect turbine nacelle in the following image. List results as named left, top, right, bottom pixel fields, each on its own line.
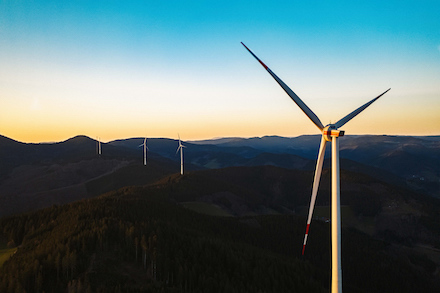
left=322, top=125, right=345, bottom=142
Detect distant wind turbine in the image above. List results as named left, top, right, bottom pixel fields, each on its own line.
left=96, top=137, right=102, bottom=156
left=176, top=134, right=186, bottom=175
left=138, top=138, right=148, bottom=166
left=242, top=42, right=390, bottom=293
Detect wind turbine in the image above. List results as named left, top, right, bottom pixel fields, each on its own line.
left=139, top=138, right=148, bottom=165
left=241, top=42, right=390, bottom=293
left=96, top=137, right=102, bottom=156
left=176, top=134, right=186, bottom=175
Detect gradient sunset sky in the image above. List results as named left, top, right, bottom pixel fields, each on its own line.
left=1, top=1, right=439, bottom=143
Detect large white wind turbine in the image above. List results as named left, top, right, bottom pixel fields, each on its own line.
left=242, top=42, right=390, bottom=293
left=139, top=138, right=148, bottom=166
left=176, top=134, right=186, bottom=175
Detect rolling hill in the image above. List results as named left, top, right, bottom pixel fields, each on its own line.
left=192, top=135, right=440, bottom=197
left=1, top=131, right=440, bottom=291
left=1, top=166, right=440, bottom=292
left=0, top=135, right=181, bottom=217
left=1, top=134, right=438, bottom=218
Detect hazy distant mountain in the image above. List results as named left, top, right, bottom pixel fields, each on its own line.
left=340, top=135, right=440, bottom=196
left=191, top=135, right=321, bottom=158
left=109, top=137, right=262, bottom=160
left=1, top=134, right=438, bottom=218
left=192, top=135, right=440, bottom=197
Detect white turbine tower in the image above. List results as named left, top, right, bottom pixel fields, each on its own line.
left=176, top=134, right=186, bottom=175
left=242, top=42, right=390, bottom=293
left=139, top=138, right=148, bottom=166
left=96, top=137, right=102, bottom=156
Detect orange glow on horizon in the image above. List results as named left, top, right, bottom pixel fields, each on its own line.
left=1, top=87, right=439, bottom=143
left=2, top=112, right=439, bottom=144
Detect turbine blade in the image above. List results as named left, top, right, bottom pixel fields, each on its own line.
left=302, top=136, right=327, bottom=255
left=176, top=146, right=181, bottom=154
left=334, top=88, right=391, bottom=129
left=241, top=42, right=324, bottom=130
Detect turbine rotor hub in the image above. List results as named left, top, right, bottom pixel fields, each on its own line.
left=322, top=125, right=345, bottom=142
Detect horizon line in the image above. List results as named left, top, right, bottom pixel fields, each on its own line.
left=2, top=133, right=440, bottom=145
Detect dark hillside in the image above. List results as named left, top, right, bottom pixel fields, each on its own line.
left=159, top=166, right=440, bottom=265
left=0, top=157, right=128, bottom=217
left=0, top=188, right=325, bottom=293
left=1, top=135, right=440, bottom=291
left=244, top=152, right=311, bottom=170
left=1, top=183, right=439, bottom=292
left=192, top=135, right=440, bottom=197
left=0, top=135, right=131, bottom=182
left=0, top=135, right=184, bottom=217
left=2, top=134, right=437, bottom=221
left=85, top=159, right=178, bottom=197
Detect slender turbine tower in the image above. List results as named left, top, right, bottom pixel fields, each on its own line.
left=242, top=42, right=390, bottom=293
left=139, top=138, right=148, bottom=165
left=96, top=137, right=102, bottom=156
left=176, top=134, right=186, bottom=175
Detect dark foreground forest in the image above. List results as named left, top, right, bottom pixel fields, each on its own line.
left=1, top=174, right=439, bottom=293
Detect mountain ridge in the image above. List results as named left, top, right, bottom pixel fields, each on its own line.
left=1, top=133, right=438, bottom=219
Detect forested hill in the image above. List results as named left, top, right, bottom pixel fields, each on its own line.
left=0, top=187, right=324, bottom=293
left=1, top=172, right=440, bottom=292
left=1, top=134, right=438, bottom=220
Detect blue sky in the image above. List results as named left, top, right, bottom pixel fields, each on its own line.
left=1, top=0, right=439, bottom=142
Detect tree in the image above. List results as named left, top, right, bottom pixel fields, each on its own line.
left=141, top=235, right=147, bottom=270
left=134, top=237, right=139, bottom=263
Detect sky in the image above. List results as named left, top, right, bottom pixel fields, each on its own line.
left=1, top=0, right=439, bottom=143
